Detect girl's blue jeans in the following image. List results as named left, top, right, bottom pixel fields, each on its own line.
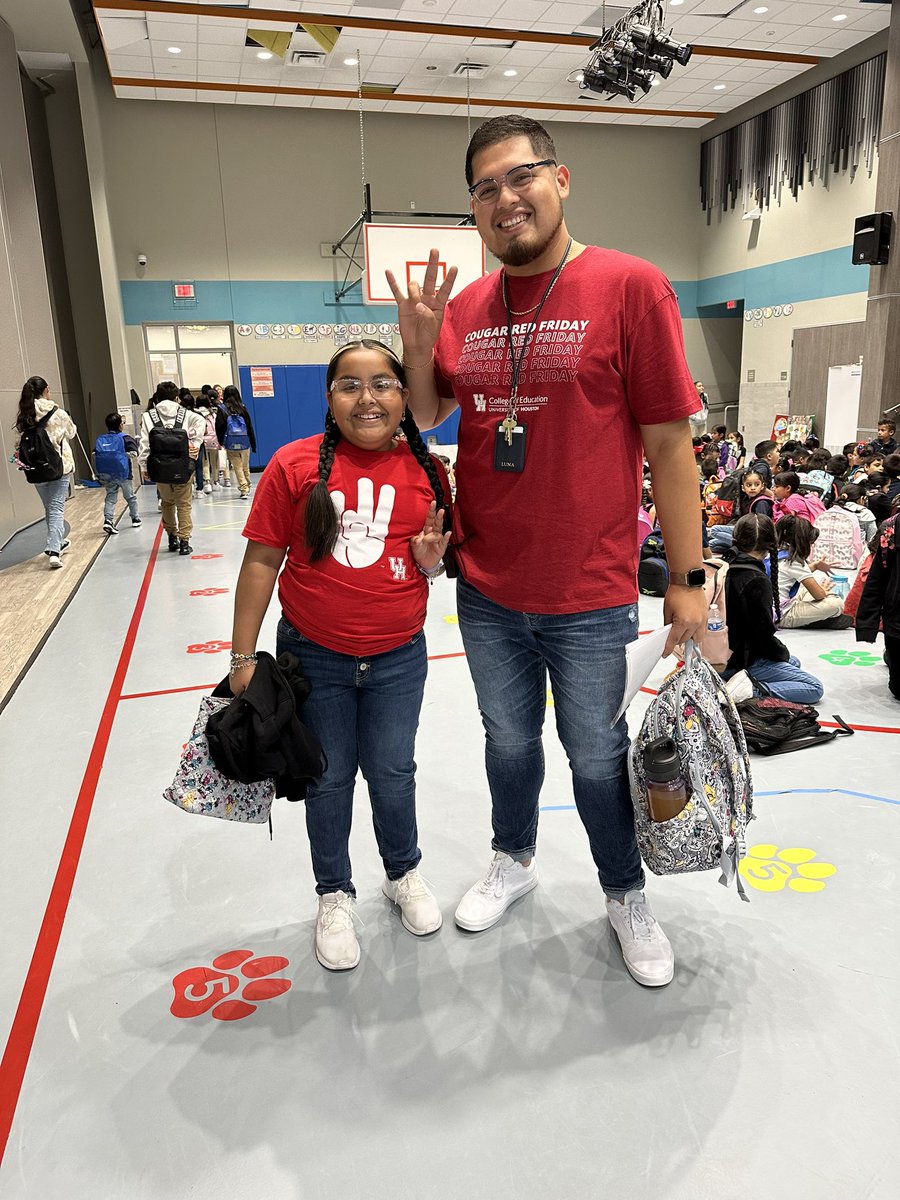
left=34, top=476, right=70, bottom=553
left=742, top=655, right=824, bottom=705
left=276, top=617, right=427, bottom=896
left=456, top=576, right=644, bottom=902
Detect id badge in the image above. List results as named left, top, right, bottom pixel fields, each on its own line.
left=493, top=422, right=527, bottom=472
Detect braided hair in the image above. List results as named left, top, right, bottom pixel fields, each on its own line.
left=733, top=512, right=781, bottom=623
left=304, top=339, right=455, bottom=573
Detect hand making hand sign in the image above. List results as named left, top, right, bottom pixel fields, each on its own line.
left=411, top=501, right=450, bottom=573
left=385, top=249, right=458, bottom=365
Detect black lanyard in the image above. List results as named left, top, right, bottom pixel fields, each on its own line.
left=502, top=237, right=572, bottom=418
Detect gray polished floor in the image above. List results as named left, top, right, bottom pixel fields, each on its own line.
left=1, top=488, right=897, bottom=1199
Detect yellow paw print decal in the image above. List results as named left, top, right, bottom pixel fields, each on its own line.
left=739, top=844, right=837, bottom=893
left=443, top=614, right=458, bottom=625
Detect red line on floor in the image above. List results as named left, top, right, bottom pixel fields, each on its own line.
left=0, top=523, right=164, bottom=1165
left=637, top=685, right=900, bottom=734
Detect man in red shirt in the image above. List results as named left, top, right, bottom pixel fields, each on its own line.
left=387, top=115, right=707, bottom=987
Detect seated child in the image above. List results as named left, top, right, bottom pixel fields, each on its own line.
left=835, top=482, right=876, bottom=543
left=855, top=512, right=900, bottom=701
left=772, top=471, right=825, bottom=523
left=775, top=513, right=852, bottom=630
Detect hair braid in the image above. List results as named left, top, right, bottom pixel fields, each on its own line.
left=304, top=411, right=343, bottom=561
left=400, top=409, right=457, bottom=578
left=769, top=548, right=782, bottom=623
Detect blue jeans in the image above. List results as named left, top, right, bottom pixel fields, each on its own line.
left=194, top=447, right=205, bottom=490
left=34, top=476, right=70, bottom=553
left=707, top=524, right=734, bottom=553
left=456, top=577, right=644, bottom=901
left=276, top=617, right=428, bottom=896
left=746, top=655, right=823, bottom=704
left=102, top=477, right=139, bottom=523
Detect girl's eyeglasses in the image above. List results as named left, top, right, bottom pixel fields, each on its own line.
left=330, top=377, right=404, bottom=399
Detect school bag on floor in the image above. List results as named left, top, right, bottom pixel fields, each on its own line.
left=17, top=408, right=64, bottom=483
left=628, top=642, right=753, bottom=900
left=147, top=406, right=191, bottom=484
left=638, top=528, right=668, bottom=597
left=731, top=691, right=853, bottom=756
left=94, top=431, right=129, bottom=479
left=814, top=506, right=863, bottom=569
left=224, top=411, right=250, bottom=451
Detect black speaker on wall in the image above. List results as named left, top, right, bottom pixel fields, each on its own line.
left=852, top=212, right=892, bottom=265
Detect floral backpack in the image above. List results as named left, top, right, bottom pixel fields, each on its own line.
left=629, top=643, right=753, bottom=900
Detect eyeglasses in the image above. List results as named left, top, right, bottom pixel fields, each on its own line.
left=330, top=377, right=404, bottom=399
left=468, top=160, right=557, bottom=205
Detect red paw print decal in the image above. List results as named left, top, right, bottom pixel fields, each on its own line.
left=190, top=587, right=229, bottom=597
left=191, top=553, right=223, bottom=560
left=171, top=949, right=291, bottom=1021
left=186, top=639, right=232, bottom=654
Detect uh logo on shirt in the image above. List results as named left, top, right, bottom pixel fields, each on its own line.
left=330, top=478, right=406, bottom=578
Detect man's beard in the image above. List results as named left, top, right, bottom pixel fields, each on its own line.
left=494, top=207, right=564, bottom=268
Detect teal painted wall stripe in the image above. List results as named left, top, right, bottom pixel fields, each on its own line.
left=120, top=245, right=869, bottom=326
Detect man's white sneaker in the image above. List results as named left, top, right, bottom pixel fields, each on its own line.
left=606, top=890, right=674, bottom=987
left=382, top=869, right=442, bottom=935
left=455, top=852, right=538, bottom=931
left=315, top=891, right=360, bottom=971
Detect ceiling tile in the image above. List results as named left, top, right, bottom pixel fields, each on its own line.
left=197, top=22, right=248, bottom=46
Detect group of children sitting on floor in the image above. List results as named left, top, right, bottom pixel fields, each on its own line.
left=641, top=417, right=900, bottom=706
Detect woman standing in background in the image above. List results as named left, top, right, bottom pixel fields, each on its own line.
left=14, top=375, right=77, bottom=570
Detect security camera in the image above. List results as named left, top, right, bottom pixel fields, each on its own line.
left=137, top=254, right=147, bottom=266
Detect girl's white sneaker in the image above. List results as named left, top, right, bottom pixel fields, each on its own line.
left=382, top=869, right=442, bottom=935
left=455, top=853, right=538, bottom=931
left=315, top=892, right=360, bottom=971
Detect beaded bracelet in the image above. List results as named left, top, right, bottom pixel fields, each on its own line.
left=229, top=652, right=258, bottom=675
left=402, top=353, right=435, bottom=370
left=418, top=561, right=445, bottom=579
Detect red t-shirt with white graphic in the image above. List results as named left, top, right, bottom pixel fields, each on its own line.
left=434, top=245, right=700, bottom=613
left=243, top=437, right=447, bottom=657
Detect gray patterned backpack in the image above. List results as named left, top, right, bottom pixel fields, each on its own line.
left=628, top=643, right=753, bottom=900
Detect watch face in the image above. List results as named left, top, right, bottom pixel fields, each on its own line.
left=687, top=568, right=706, bottom=587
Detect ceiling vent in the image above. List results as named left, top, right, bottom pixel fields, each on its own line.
left=288, top=50, right=327, bottom=64
left=453, top=62, right=490, bottom=76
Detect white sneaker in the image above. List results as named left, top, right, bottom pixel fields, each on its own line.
left=606, top=890, right=674, bottom=987
left=382, top=869, right=442, bottom=935
left=102, top=521, right=119, bottom=535
left=315, top=891, right=360, bottom=971
left=455, top=852, right=538, bottom=932
left=48, top=553, right=64, bottom=570
left=725, top=670, right=754, bottom=703
left=203, top=483, right=212, bottom=494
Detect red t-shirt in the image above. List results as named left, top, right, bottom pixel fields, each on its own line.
left=434, top=245, right=700, bottom=613
left=243, top=437, right=448, bottom=657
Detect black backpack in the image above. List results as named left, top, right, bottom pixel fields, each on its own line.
left=18, top=407, right=64, bottom=483
left=147, top=406, right=191, bottom=484
left=638, top=528, right=668, bottom=597
left=731, top=694, right=853, bottom=755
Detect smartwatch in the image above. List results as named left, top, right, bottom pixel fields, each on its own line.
left=669, top=567, right=707, bottom=588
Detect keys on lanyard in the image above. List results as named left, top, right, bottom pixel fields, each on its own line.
left=501, top=413, right=518, bottom=446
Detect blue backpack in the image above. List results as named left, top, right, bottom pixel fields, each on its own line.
left=94, top=431, right=129, bottom=479
left=224, top=412, right=250, bottom=451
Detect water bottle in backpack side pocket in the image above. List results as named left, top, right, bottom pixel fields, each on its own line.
left=642, top=737, right=689, bottom=823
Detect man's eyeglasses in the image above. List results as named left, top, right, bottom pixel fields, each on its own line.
left=468, top=160, right=557, bottom=205
left=330, top=377, right=404, bottom=399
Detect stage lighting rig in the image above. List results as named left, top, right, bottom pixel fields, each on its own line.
left=576, top=0, right=692, bottom=104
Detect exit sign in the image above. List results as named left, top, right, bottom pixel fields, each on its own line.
left=173, top=281, right=197, bottom=308
left=726, top=299, right=738, bottom=310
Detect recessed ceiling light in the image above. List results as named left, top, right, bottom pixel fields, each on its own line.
left=503, top=69, right=518, bottom=77
left=651, top=78, right=661, bottom=85
left=344, top=57, right=358, bottom=66
left=832, top=13, right=848, bottom=21
left=713, top=84, right=726, bottom=90
left=167, top=46, right=182, bottom=54
left=753, top=6, right=768, bottom=13
left=425, top=64, right=437, bottom=71
left=670, top=0, right=683, bottom=6
left=257, top=50, right=273, bottom=60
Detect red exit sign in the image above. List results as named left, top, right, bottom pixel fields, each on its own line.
left=726, top=299, right=738, bottom=310
left=173, top=282, right=196, bottom=299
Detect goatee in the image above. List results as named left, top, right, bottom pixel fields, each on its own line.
left=495, top=211, right=564, bottom=268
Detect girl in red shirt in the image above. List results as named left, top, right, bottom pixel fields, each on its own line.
left=230, top=340, right=451, bottom=971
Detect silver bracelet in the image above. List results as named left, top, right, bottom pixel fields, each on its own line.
left=418, top=561, right=445, bottom=578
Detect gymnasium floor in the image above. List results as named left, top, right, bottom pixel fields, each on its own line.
left=1, top=485, right=898, bottom=1200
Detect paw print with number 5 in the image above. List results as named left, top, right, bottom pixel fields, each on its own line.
left=738, top=844, right=837, bottom=893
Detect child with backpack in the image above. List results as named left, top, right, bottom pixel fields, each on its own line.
left=138, top=381, right=207, bottom=554
left=196, top=389, right=221, bottom=494
left=722, top=513, right=823, bottom=703
left=834, top=482, right=876, bottom=544
left=14, top=375, right=77, bottom=569
left=216, top=386, right=257, bottom=499
left=95, top=412, right=141, bottom=535
left=775, top=513, right=853, bottom=630
left=855, top=514, right=900, bottom=701
left=229, top=340, right=452, bottom=971
left=772, top=471, right=825, bottom=524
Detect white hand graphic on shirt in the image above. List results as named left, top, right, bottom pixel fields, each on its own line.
left=330, top=478, right=396, bottom=568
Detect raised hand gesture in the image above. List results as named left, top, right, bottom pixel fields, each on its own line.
left=330, top=479, right=396, bottom=569
left=411, top=501, right=450, bottom=572
left=386, top=248, right=458, bottom=362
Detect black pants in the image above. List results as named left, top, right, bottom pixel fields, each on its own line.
left=885, top=636, right=900, bottom=701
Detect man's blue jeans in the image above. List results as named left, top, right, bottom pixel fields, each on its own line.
left=456, top=577, right=645, bottom=901
left=276, top=617, right=427, bottom=896
left=103, top=477, right=139, bottom=523
left=34, top=476, right=70, bottom=553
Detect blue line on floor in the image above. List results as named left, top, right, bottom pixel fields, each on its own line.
left=539, top=788, right=900, bottom=813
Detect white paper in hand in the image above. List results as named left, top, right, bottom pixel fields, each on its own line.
left=612, top=625, right=671, bottom=726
